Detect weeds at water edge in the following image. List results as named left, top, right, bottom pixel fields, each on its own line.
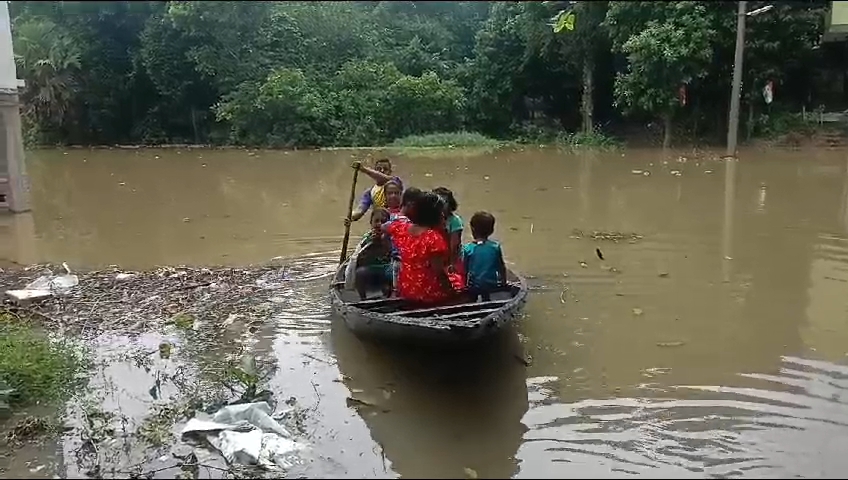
left=0, top=314, right=89, bottom=413
left=389, top=131, right=503, bottom=148
left=557, top=130, right=622, bottom=150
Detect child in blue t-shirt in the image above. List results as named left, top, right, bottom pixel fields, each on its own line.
left=461, top=211, right=507, bottom=302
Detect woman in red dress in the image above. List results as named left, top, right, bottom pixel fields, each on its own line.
left=385, top=191, right=461, bottom=304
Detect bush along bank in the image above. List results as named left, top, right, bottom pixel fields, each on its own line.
left=10, top=2, right=833, bottom=151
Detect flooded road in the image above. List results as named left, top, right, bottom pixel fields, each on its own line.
left=3, top=145, right=848, bottom=478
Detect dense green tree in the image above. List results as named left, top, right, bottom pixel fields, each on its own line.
left=12, top=16, right=82, bottom=142
left=7, top=0, right=837, bottom=148
left=605, top=1, right=719, bottom=148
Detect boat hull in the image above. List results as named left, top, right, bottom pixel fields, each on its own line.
left=329, top=261, right=529, bottom=348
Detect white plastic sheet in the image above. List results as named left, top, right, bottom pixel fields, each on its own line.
left=180, top=402, right=305, bottom=471
left=25, top=264, right=79, bottom=294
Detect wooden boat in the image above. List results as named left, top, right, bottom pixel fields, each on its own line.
left=329, top=260, right=529, bottom=347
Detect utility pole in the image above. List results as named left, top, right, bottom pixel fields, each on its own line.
left=0, top=0, right=31, bottom=213
left=726, top=0, right=747, bottom=158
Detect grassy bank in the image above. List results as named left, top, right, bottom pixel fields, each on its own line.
left=0, top=314, right=89, bottom=416
left=30, top=120, right=841, bottom=154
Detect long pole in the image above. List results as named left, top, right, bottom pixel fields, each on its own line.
left=721, top=154, right=736, bottom=283
left=339, top=165, right=360, bottom=265
left=726, top=0, right=747, bottom=158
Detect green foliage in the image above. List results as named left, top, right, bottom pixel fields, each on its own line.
left=389, top=132, right=501, bottom=148
left=0, top=378, right=13, bottom=417
left=553, top=10, right=575, bottom=33
left=217, top=68, right=332, bottom=148
left=12, top=16, right=82, bottom=142
left=752, top=109, right=820, bottom=139
left=557, top=129, right=622, bottom=150
left=217, top=61, right=465, bottom=148
left=606, top=2, right=716, bottom=117
left=468, top=2, right=531, bottom=136
left=0, top=316, right=89, bottom=409
left=7, top=1, right=834, bottom=148
left=509, top=122, right=560, bottom=145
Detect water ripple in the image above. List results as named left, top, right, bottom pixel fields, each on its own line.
left=517, top=357, right=848, bottom=478
left=266, top=251, right=336, bottom=336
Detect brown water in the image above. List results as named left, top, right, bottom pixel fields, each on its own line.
left=3, top=145, right=848, bottom=478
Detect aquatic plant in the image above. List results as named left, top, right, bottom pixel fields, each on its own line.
left=0, top=314, right=89, bottom=409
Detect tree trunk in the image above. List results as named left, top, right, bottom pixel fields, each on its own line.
left=693, top=97, right=700, bottom=140
left=581, top=54, right=594, bottom=134
left=191, top=107, right=200, bottom=144
left=746, top=100, right=754, bottom=142
left=662, top=112, right=673, bottom=149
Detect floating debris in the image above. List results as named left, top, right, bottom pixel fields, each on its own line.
left=0, top=263, right=298, bottom=337
left=571, top=229, right=644, bottom=243
left=657, top=341, right=686, bottom=348
left=158, top=342, right=172, bottom=359
left=514, top=354, right=532, bottom=367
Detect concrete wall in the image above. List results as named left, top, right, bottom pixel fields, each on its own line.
left=0, top=1, right=15, bottom=92
left=833, top=1, right=848, bottom=29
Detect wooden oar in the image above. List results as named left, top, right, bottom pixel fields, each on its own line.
left=339, top=163, right=361, bottom=265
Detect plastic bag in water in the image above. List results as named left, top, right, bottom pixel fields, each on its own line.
left=25, top=264, right=79, bottom=295
left=181, top=402, right=305, bottom=471
left=25, top=273, right=79, bottom=294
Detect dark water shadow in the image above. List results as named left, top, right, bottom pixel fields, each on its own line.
left=329, top=322, right=530, bottom=479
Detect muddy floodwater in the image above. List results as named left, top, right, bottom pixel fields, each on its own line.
left=3, top=145, right=848, bottom=478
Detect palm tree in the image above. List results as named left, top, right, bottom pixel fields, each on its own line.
left=12, top=17, right=81, bottom=130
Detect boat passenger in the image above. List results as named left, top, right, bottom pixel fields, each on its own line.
left=384, top=186, right=423, bottom=292
left=384, top=179, right=403, bottom=218
left=385, top=192, right=461, bottom=305
left=396, top=186, right=422, bottom=222
left=462, top=211, right=507, bottom=302
left=433, top=186, right=465, bottom=281
left=353, top=207, right=393, bottom=300
left=345, top=158, right=403, bottom=226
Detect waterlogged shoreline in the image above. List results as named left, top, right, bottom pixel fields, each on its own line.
left=0, top=258, right=387, bottom=479
left=21, top=126, right=844, bottom=154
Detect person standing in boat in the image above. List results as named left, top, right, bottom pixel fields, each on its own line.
left=385, top=192, right=462, bottom=305
left=383, top=179, right=403, bottom=217
left=344, top=158, right=404, bottom=226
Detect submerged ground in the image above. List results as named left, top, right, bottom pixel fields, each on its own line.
left=1, top=145, right=848, bottom=478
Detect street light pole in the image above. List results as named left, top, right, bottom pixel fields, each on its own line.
left=726, top=0, right=747, bottom=158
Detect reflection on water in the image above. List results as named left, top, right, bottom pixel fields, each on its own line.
left=518, top=357, right=848, bottom=478
left=330, top=323, right=529, bottom=479
left=2, top=146, right=848, bottom=478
